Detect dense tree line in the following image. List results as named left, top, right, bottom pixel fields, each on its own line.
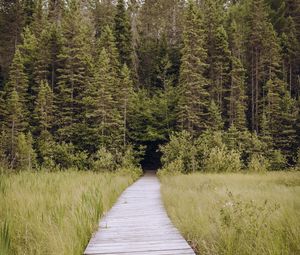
left=0, top=0, right=299, bottom=170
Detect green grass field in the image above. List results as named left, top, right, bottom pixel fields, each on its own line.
left=0, top=171, right=136, bottom=255
left=161, top=172, right=300, bottom=255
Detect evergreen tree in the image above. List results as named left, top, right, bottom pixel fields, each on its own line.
left=85, top=49, right=122, bottom=150
left=229, top=57, right=247, bottom=130
left=246, top=0, right=270, bottom=132
left=55, top=0, right=93, bottom=142
left=114, top=0, right=133, bottom=68
left=4, top=48, right=29, bottom=126
left=5, top=89, right=25, bottom=168
left=5, top=48, right=29, bottom=104
left=264, top=78, right=297, bottom=155
left=210, top=25, right=231, bottom=120
left=281, top=16, right=299, bottom=95
left=34, top=80, right=54, bottom=134
left=178, top=1, right=209, bottom=134
left=98, top=25, right=120, bottom=75
left=207, top=100, right=224, bottom=131
left=120, top=64, right=134, bottom=147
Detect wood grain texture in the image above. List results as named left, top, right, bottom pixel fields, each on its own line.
left=84, top=171, right=195, bottom=255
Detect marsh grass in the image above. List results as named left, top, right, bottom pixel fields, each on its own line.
left=161, top=172, right=300, bottom=255
left=0, top=171, right=136, bottom=255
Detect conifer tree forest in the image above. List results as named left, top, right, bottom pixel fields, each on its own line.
left=0, top=0, right=300, bottom=171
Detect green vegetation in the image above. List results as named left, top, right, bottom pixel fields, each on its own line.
left=0, top=170, right=137, bottom=255
left=161, top=172, right=300, bottom=255
left=0, top=0, right=299, bottom=170
left=158, top=128, right=294, bottom=175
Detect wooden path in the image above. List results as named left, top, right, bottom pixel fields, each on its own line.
left=84, top=171, right=196, bottom=255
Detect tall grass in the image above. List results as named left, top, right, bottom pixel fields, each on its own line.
left=0, top=170, right=136, bottom=255
left=161, top=172, right=300, bottom=255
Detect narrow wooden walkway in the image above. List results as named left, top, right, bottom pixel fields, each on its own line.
left=84, top=171, right=196, bottom=255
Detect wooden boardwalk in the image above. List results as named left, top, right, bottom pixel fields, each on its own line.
left=84, top=171, right=196, bottom=255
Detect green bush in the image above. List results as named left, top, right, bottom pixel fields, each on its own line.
left=160, top=131, right=199, bottom=173
left=269, top=150, right=287, bottom=170
left=15, top=132, right=36, bottom=170
left=158, top=159, right=184, bottom=176
left=92, top=147, right=116, bottom=172
left=203, top=146, right=242, bottom=173
left=248, top=154, right=269, bottom=172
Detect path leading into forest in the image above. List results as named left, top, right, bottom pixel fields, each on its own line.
left=84, top=171, right=196, bottom=255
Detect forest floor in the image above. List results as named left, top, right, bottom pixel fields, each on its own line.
left=0, top=171, right=136, bottom=255
left=160, top=171, right=300, bottom=255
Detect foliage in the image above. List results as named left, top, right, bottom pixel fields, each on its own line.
left=159, top=131, right=198, bottom=174
left=203, top=146, right=242, bottom=173
left=248, top=154, right=269, bottom=173
left=0, top=0, right=299, bottom=170
left=92, top=147, right=116, bottom=172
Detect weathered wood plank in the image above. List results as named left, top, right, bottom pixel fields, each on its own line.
left=84, top=171, right=195, bottom=255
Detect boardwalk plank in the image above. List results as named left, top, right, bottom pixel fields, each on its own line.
left=84, top=171, right=195, bottom=255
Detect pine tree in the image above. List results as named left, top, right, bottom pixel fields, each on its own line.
left=207, top=100, right=224, bottom=132
left=264, top=78, right=297, bottom=155
left=55, top=0, right=93, bottom=142
left=5, top=48, right=29, bottom=104
left=114, top=0, right=133, bottom=68
left=210, top=26, right=231, bottom=120
left=246, top=0, right=271, bottom=132
left=98, top=25, right=120, bottom=77
left=178, top=1, right=209, bottom=134
left=85, top=49, right=122, bottom=150
left=281, top=16, right=299, bottom=95
left=5, top=89, right=25, bottom=168
left=34, top=80, right=53, bottom=134
left=229, top=57, right=247, bottom=130
left=16, top=132, right=36, bottom=170
left=120, top=64, right=134, bottom=147
left=4, top=48, right=29, bottom=126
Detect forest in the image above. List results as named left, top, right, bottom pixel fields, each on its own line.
left=0, top=1, right=300, bottom=255
left=0, top=0, right=299, bottom=172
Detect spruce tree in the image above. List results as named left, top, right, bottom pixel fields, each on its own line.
left=56, top=0, right=93, bottom=142
left=34, top=80, right=53, bottom=134
left=114, top=0, right=133, bottom=68
left=98, top=25, right=121, bottom=75
left=5, top=48, right=29, bottom=104
left=5, top=89, right=24, bottom=168
left=178, top=1, right=209, bottom=134
left=4, top=48, right=29, bottom=126
left=246, top=0, right=270, bottom=131
left=207, top=100, right=224, bottom=132
left=210, top=25, right=231, bottom=120
left=281, top=16, right=299, bottom=95
left=264, top=78, right=297, bottom=155
left=120, top=64, right=134, bottom=147
left=85, top=49, right=122, bottom=150
left=229, top=57, right=247, bottom=130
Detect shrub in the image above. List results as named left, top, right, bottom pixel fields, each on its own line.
left=248, top=154, right=269, bottom=172
left=203, top=146, right=242, bottom=173
left=47, top=142, right=88, bottom=170
left=160, top=131, right=199, bottom=173
left=92, top=147, right=116, bottom=172
left=158, top=159, right=184, bottom=176
left=15, top=132, right=36, bottom=170
left=269, top=150, right=287, bottom=170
